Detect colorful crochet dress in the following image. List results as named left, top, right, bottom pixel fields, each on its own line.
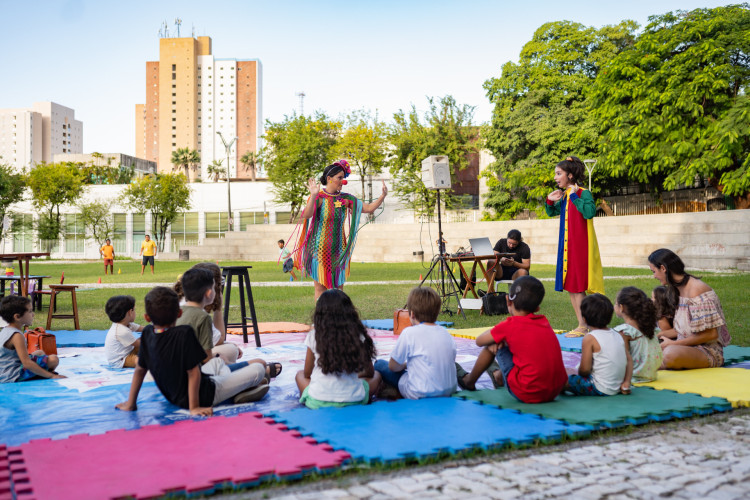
left=545, top=187, right=604, bottom=294
left=294, top=190, right=363, bottom=289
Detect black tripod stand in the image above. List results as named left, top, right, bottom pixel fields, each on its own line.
left=417, top=189, right=465, bottom=318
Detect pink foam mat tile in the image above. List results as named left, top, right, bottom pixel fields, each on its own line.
left=11, top=411, right=350, bottom=499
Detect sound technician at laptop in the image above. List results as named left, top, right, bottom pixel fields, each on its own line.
left=492, top=229, right=531, bottom=281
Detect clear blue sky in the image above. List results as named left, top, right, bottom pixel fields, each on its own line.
left=0, top=0, right=732, bottom=155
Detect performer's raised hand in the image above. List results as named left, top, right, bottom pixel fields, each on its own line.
left=307, top=178, right=320, bottom=197
left=547, top=189, right=563, bottom=202
left=380, top=180, right=388, bottom=198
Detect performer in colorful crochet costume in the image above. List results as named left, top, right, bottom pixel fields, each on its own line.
left=295, top=160, right=388, bottom=300
left=545, top=156, right=604, bottom=337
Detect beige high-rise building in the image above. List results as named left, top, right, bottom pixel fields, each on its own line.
left=135, top=35, right=262, bottom=181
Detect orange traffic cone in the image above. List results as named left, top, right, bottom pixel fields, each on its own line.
left=419, top=274, right=423, bottom=281
left=97, top=277, right=102, bottom=284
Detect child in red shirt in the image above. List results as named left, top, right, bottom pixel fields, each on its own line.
left=457, top=276, right=567, bottom=403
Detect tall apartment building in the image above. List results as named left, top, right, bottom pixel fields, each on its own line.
left=135, top=35, right=262, bottom=181
left=0, top=102, right=82, bottom=171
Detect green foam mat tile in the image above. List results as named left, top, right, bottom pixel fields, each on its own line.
left=454, top=386, right=732, bottom=429
left=723, top=345, right=750, bottom=365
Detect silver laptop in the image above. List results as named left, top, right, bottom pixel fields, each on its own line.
left=469, top=237, right=495, bottom=257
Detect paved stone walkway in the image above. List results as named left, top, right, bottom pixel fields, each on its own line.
left=232, top=410, right=750, bottom=500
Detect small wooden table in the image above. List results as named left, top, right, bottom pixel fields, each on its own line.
left=0, top=252, right=51, bottom=300
left=447, top=254, right=499, bottom=299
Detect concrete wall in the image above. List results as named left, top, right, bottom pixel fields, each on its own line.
left=182, top=210, right=750, bottom=271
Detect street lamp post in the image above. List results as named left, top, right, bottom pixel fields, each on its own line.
left=583, top=159, right=597, bottom=191
left=217, top=131, right=238, bottom=232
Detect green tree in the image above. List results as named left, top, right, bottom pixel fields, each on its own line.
left=389, top=96, right=478, bottom=215
left=263, top=113, right=341, bottom=222
left=0, top=162, right=25, bottom=245
left=77, top=198, right=115, bottom=247
left=170, top=147, right=201, bottom=182
left=26, top=162, right=86, bottom=241
left=592, top=5, right=750, bottom=208
left=120, top=173, right=192, bottom=252
left=332, top=110, right=388, bottom=205
left=206, top=160, right=225, bottom=182
left=240, top=150, right=259, bottom=181
left=481, top=20, right=637, bottom=219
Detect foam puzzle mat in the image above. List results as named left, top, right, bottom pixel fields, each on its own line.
left=636, top=368, right=750, bottom=407
left=47, top=329, right=125, bottom=347
left=455, top=387, right=732, bottom=429
left=450, top=327, right=565, bottom=340
left=7, top=412, right=350, bottom=500
left=228, top=322, right=311, bottom=334
left=722, top=345, right=750, bottom=365
left=362, top=319, right=453, bottom=330
left=270, top=398, right=590, bottom=464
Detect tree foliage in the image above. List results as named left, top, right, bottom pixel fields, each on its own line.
left=0, top=162, right=25, bottom=244
left=26, top=162, right=86, bottom=239
left=206, top=160, right=225, bottom=182
left=120, top=173, right=192, bottom=252
left=77, top=198, right=115, bottom=246
left=592, top=5, right=750, bottom=207
left=171, top=147, right=201, bottom=182
left=482, top=20, right=638, bottom=219
left=262, top=113, right=341, bottom=222
left=240, top=151, right=259, bottom=181
left=388, top=96, right=478, bottom=215
left=332, top=110, right=389, bottom=204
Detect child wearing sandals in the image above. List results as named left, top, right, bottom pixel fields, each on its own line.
left=456, top=276, right=567, bottom=404
left=614, top=287, right=662, bottom=383
left=116, top=287, right=280, bottom=416
left=374, top=287, right=457, bottom=399
left=565, top=294, right=633, bottom=396
left=296, top=289, right=381, bottom=409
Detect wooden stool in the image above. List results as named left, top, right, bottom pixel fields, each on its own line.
left=221, top=266, right=261, bottom=347
left=46, top=285, right=80, bottom=330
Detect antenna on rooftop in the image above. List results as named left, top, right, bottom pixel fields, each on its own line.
left=175, top=18, right=182, bottom=37
left=296, top=91, right=306, bottom=116
left=192, top=24, right=195, bottom=37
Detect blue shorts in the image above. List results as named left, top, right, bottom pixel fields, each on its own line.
left=565, top=374, right=606, bottom=396
left=142, top=255, right=155, bottom=266
left=17, top=354, right=50, bottom=381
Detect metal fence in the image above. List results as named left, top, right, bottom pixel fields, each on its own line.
left=597, top=187, right=728, bottom=217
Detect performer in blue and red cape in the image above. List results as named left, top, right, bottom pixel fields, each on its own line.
left=295, top=160, right=387, bottom=300
left=545, top=156, right=604, bottom=337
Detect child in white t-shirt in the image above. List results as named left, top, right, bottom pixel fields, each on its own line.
left=104, top=295, right=144, bottom=369
left=295, top=289, right=381, bottom=409
left=375, top=287, right=457, bottom=399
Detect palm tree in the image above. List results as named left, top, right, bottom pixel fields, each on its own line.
left=171, top=148, right=201, bottom=182
left=206, top=160, right=225, bottom=182
left=240, top=150, right=258, bottom=181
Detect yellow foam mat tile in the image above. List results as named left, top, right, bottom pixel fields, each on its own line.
left=449, top=327, right=565, bottom=339
left=636, top=368, right=750, bottom=408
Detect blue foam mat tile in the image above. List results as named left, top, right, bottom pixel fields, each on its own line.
left=269, top=398, right=589, bottom=464
left=362, top=319, right=454, bottom=331
left=555, top=334, right=583, bottom=352
left=46, top=329, right=140, bottom=347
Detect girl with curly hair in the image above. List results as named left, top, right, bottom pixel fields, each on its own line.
left=295, top=289, right=381, bottom=409
left=652, top=285, right=675, bottom=334
left=545, top=156, right=604, bottom=337
left=613, top=287, right=662, bottom=383
left=295, top=160, right=387, bottom=300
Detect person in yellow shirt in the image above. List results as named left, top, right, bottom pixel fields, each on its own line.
left=140, top=235, right=158, bottom=276
left=100, top=238, right=115, bottom=275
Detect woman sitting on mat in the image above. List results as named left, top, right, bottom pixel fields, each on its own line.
left=295, top=289, right=381, bottom=409
left=648, top=249, right=730, bottom=369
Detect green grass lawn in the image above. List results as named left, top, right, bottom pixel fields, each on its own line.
left=29, top=260, right=749, bottom=346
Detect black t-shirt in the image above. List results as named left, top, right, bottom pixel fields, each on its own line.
left=138, top=324, right=216, bottom=408
left=493, top=239, right=531, bottom=265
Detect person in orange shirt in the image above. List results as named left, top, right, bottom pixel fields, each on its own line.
left=140, top=235, right=158, bottom=276
left=100, top=238, right=115, bottom=275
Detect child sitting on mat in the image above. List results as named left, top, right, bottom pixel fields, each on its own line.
left=174, top=264, right=241, bottom=364
left=614, top=287, right=662, bottom=383
left=374, top=287, right=456, bottom=399
left=456, top=276, right=567, bottom=403
left=116, top=287, right=280, bottom=415
left=104, top=295, right=144, bottom=369
left=0, top=295, right=65, bottom=383
left=652, top=285, right=676, bottom=337
left=296, top=289, right=381, bottom=409
left=565, top=293, right=633, bottom=396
